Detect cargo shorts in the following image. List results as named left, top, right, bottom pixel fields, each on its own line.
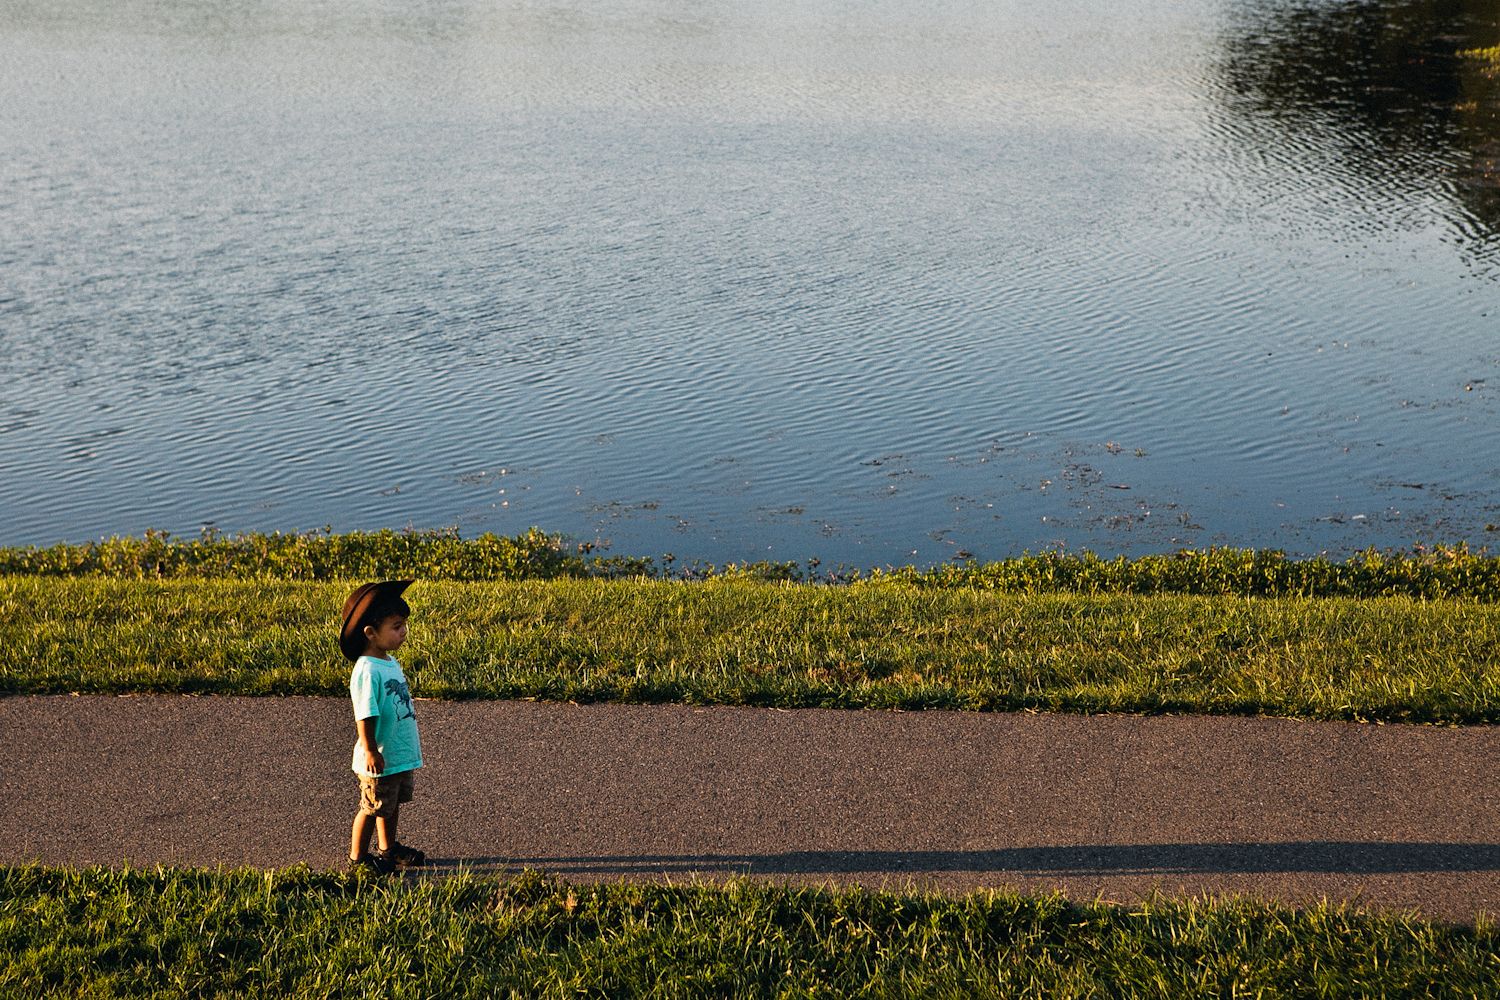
left=357, top=769, right=415, bottom=819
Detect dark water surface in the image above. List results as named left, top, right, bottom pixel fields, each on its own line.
left=3, top=0, right=1499, bottom=566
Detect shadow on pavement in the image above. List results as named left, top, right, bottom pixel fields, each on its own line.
left=430, top=842, right=1500, bottom=877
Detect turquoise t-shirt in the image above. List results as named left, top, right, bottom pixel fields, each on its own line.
left=349, top=654, right=423, bottom=777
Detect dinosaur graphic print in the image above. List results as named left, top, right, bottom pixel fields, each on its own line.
left=385, top=678, right=416, bottom=721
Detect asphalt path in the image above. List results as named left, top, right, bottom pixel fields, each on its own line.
left=5, top=695, right=1498, bottom=923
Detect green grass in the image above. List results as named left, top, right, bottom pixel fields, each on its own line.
left=2, top=865, right=1495, bottom=998
left=1459, top=44, right=1500, bottom=64
left=5, top=528, right=1500, bottom=600
left=5, top=576, right=1499, bottom=723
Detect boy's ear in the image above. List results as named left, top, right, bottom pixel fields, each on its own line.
left=363, top=623, right=378, bottom=640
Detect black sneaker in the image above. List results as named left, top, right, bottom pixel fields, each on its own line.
left=385, top=841, right=427, bottom=869
left=348, top=853, right=396, bottom=876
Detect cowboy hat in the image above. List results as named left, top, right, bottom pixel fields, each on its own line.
left=339, top=579, right=413, bottom=661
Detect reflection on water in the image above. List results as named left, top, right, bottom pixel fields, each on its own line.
left=1, top=0, right=1498, bottom=566
left=1221, top=0, right=1500, bottom=245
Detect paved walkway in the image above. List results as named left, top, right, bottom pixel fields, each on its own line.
left=4, top=696, right=1498, bottom=923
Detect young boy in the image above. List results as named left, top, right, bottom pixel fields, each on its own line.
left=340, top=579, right=427, bottom=874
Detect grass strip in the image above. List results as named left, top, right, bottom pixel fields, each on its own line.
left=4, top=577, right=1499, bottom=723
left=1459, top=44, right=1500, bottom=64
left=4, top=528, right=1499, bottom=600
left=2, top=865, right=1494, bottom=998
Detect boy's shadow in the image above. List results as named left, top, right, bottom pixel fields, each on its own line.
left=423, top=842, right=1500, bottom=878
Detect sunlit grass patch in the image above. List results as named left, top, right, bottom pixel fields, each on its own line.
left=4, top=576, right=1499, bottom=723
left=1, top=865, right=1494, bottom=998
left=1458, top=44, right=1500, bottom=64
left=4, top=529, right=1499, bottom=600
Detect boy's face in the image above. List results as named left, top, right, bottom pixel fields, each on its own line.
left=363, top=614, right=408, bottom=656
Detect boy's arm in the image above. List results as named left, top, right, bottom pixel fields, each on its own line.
left=355, top=716, right=384, bottom=775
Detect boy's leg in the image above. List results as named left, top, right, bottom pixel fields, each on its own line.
left=351, top=773, right=388, bottom=862
left=374, top=807, right=398, bottom=854
left=373, top=774, right=424, bottom=867
left=350, top=811, right=376, bottom=861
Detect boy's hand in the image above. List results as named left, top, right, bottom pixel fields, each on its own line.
left=355, top=717, right=382, bottom=774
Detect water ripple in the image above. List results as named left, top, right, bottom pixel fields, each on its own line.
left=3, top=0, right=1499, bottom=559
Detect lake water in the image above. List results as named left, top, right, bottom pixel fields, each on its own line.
left=3, top=0, right=1499, bottom=567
